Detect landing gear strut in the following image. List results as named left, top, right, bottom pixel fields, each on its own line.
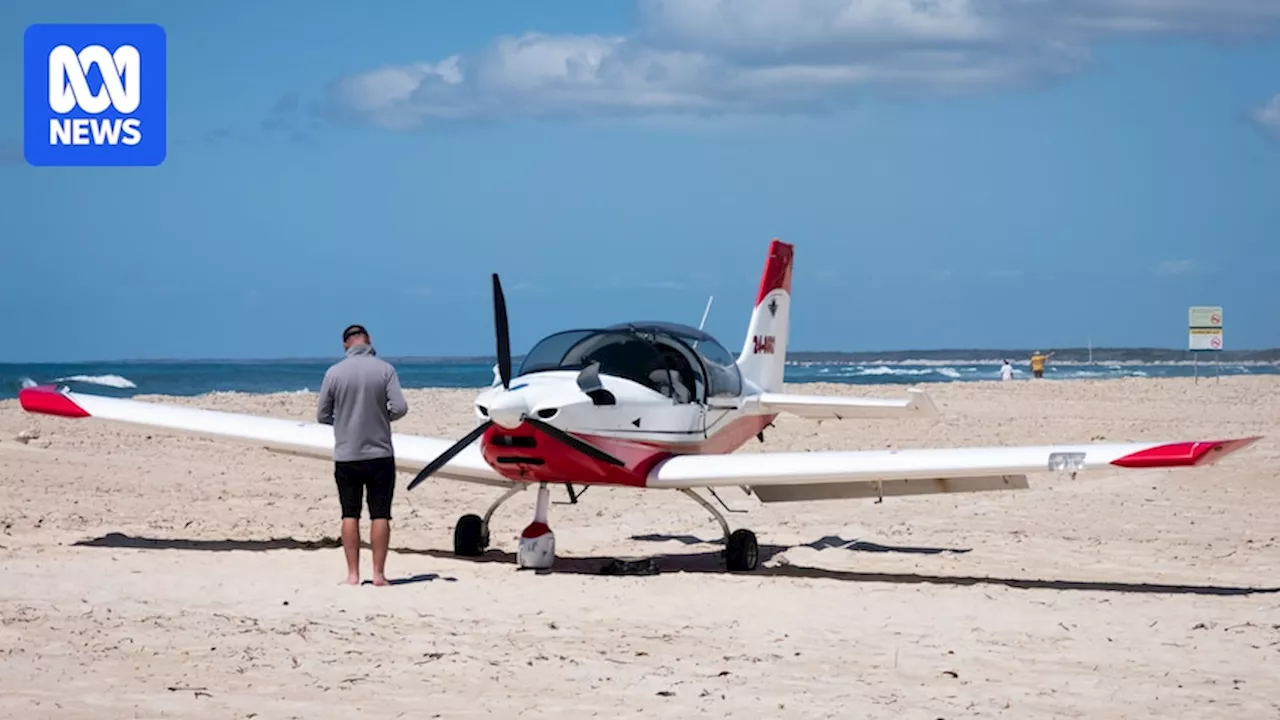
left=454, top=484, right=759, bottom=573
left=450, top=482, right=557, bottom=569
left=452, top=484, right=524, bottom=557
left=517, top=482, right=555, bottom=569
left=680, top=488, right=759, bottom=571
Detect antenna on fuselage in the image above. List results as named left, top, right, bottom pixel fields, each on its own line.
left=697, top=295, right=714, bottom=331
left=693, top=295, right=714, bottom=349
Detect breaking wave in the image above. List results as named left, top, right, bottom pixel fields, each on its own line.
left=51, top=374, right=137, bottom=389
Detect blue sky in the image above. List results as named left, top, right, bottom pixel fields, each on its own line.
left=2, top=0, right=1278, bottom=362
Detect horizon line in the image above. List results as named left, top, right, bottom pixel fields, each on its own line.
left=3, top=345, right=1277, bottom=365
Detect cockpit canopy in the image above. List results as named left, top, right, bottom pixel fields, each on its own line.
left=517, top=321, right=743, bottom=401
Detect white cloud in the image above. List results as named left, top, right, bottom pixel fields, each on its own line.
left=635, top=0, right=1001, bottom=54
left=1155, top=259, right=1197, bottom=276
left=1251, top=94, right=1280, bottom=137
left=328, top=0, right=1280, bottom=129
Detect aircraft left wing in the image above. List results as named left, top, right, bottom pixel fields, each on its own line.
left=16, top=385, right=512, bottom=488
left=646, top=436, right=1260, bottom=502
left=748, top=387, right=938, bottom=419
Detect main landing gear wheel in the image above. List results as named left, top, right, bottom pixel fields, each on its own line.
left=451, top=485, right=525, bottom=559
left=453, top=514, right=488, bottom=557
left=678, top=489, right=761, bottom=572
left=725, top=528, right=759, bottom=572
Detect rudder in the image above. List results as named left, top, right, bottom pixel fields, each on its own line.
left=736, top=239, right=793, bottom=392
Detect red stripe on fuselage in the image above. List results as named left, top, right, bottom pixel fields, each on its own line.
left=479, top=414, right=776, bottom=488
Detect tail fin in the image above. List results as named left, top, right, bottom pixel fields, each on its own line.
left=736, top=239, right=793, bottom=392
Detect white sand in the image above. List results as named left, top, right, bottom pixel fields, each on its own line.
left=1, top=376, right=1278, bottom=718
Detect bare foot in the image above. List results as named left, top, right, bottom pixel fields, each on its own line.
left=339, top=574, right=360, bottom=585
left=371, top=574, right=389, bottom=587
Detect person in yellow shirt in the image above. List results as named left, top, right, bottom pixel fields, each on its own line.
left=1029, top=350, right=1054, bottom=378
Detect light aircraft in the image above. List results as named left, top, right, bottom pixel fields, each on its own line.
left=18, top=239, right=1260, bottom=572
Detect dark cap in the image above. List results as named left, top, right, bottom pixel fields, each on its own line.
left=342, top=324, right=368, bottom=341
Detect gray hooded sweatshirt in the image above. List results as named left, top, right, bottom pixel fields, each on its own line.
left=317, top=343, right=409, bottom=462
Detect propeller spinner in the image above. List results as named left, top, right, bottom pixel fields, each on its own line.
left=406, top=273, right=624, bottom=491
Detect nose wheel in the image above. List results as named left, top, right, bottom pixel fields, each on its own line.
left=517, top=483, right=556, bottom=569
left=449, top=482, right=557, bottom=570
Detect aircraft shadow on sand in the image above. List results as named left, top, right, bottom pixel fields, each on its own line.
left=72, top=531, right=1279, bottom=597
left=630, top=533, right=973, bottom=555
left=72, top=533, right=458, bottom=585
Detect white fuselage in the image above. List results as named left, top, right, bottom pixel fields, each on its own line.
left=473, top=370, right=769, bottom=450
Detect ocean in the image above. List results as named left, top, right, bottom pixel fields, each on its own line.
left=3, top=351, right=1277, bottom=400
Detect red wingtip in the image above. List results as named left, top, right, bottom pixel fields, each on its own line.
left=755, top=238, right=795, bottom=306
left=1111, top=437, right=1261, bottom=469
left=18, top=385, right=91, bottom=418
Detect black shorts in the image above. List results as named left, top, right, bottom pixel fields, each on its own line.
left=334, top=456, right=397, bottom=520
left=1033, top=369, right=1044, bottom=378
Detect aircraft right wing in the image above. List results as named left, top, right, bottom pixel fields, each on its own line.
left=17, top=384, right=513, bottom=488
left=645, top=436, right=1261, bottom=502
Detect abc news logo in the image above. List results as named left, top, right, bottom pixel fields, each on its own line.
left=48, top=44, right=143, bottom=146
left=24, top=24, right=166, bottom=167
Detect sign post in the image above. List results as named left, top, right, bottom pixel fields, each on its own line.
left=1187, top=306, right=1223, bottom=384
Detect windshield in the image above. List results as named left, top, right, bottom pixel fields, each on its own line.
left=686, top=334, right=742, bottom=397
left=518, top=330, right=669, bottom=390
left=519, top=326, right=743, bottom=399
left=518, top=329, right=599, bottom=375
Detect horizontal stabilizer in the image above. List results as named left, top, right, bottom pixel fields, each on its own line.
left=751, top=387, right=938, bottom=419
left=751, top=474, right=1029, bottom=503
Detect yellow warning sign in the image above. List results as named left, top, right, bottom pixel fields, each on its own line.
left=1188, top=328, right=1223, bottom=351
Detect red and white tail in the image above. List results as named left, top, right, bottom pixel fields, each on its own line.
left=736, top=238, right=794, bottom=392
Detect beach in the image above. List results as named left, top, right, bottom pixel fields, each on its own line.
left=1, top=375, right=1278, bottom=718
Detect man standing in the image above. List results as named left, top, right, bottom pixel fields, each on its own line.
left=317, top=324, right=409, bottom=586
left=1029, top=350, right=1054, bottom=379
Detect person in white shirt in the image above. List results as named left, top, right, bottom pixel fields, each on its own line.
left=999, top=359, right=1014, bottom=381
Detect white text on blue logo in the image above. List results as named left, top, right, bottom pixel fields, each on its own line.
left=47, top=44, right=142, bottom=147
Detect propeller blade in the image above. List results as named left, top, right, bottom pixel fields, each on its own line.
left=526, top=417, right=626, bottom=467
left=406, top=420, right=493, bottom=491
left=493, top=273, right=512, bottom=389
